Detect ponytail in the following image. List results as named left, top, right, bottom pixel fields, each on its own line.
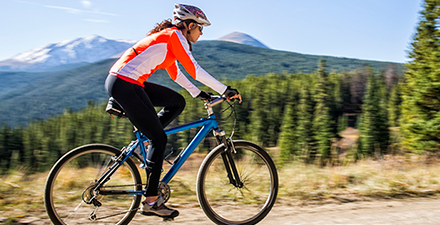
left=148, top=19, right=176, bottom=35
left=148, top=19, right=196, bottom=51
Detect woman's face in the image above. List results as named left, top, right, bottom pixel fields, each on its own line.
left=187, top=23, right=203, bottom=43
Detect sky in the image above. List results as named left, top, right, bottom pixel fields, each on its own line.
left=1, top=0, right=423, bottom=63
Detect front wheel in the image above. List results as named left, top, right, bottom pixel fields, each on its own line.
left=44, top=144, right=142, bottom=225
left=197, top=140, right=278, bottom=225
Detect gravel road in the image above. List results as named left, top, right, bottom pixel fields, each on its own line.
left=13, top=197, right=440, bottom=224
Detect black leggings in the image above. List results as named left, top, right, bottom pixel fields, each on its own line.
left=105, top=75, right=186, bottom=196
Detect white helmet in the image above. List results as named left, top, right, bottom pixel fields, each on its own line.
left=173, top=3, right=211, bottom=26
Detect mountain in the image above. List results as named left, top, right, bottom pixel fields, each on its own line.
left=0, top=40, right=405, bottom=127
left=0, top=35, right=136, bottom=72
left=218, top=32, right=269, bottom=49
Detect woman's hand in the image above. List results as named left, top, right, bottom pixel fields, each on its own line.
left=224, top=86, right=242, bottom=103
left=197, top=91, right=212, bottom=101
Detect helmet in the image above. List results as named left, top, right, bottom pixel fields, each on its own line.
left=173, top=4, right=211, bottom=26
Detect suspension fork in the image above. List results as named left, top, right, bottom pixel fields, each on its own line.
left=214, top=129, right=243, bottom=188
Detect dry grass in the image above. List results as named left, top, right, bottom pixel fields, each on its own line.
left=2, top=154, right=440, bottom=222
left=277, top=155, right=440, bottom=203
left=0, top=168, right=49, bottom=221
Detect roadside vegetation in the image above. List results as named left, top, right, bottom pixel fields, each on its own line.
left=1, top=0, right=440, bottom=223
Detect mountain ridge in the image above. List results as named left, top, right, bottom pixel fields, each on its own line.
left=0, top=32, right=269, bottom=72
left=0, top=35, right=136, bottom=72
left=217, top=32, right=269, bottom=49
left=0, top=32, right=400, bottom=73
left=0, top=39, right=405, bottom=127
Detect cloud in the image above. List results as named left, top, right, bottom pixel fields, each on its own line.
left=44, top=5, right=117, bottom=16
left=45, top=5, right=83, bottom=14
left=81, top=1, right=92, bottom=8
left=14, top=0, right=117, bottom=16
left=84, top=19, right=108, bottom=23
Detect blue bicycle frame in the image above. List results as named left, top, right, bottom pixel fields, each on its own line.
left=114, top=112, right=221, bottom=196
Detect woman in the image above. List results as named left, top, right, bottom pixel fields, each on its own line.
left=105, top=3, right=241, bottom=219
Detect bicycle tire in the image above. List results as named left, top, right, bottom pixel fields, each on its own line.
left=197, top=140, right=278, bottom=225
left=44, top=144, right=142, bottom=225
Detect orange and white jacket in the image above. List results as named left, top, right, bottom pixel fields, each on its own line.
left=110, top=27, right=227, bottom=97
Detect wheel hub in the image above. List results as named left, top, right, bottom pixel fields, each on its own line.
left=82, top=183, right=103, bottom=204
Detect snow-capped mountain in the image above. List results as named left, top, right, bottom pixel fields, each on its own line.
left=0, top=35, right=136, bottom=72
left=0, top=32, right=269, bottom=72
left=217, top=32, right=269, bottom=49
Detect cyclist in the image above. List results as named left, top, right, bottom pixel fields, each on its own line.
left=104, top=3, right=241, bottom=219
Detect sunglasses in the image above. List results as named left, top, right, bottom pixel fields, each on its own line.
left=197, top=24, right=203, bottom=32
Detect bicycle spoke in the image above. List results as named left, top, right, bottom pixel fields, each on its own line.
left=45, top=145, right=142, bottom=225
left=198, top=141, right=278, bottom=224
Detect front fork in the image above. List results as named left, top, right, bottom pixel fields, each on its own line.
left=214, top=128, right=243, bottom=188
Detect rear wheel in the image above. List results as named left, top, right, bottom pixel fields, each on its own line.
left=197, top=140, right=278, bottom=225
left=44, top=144, right=142, bottom=225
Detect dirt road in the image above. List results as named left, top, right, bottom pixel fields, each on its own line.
left=16, top=197, right=440, bottom=224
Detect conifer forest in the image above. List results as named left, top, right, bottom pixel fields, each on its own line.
left=0, top=0, right=439, bottom=174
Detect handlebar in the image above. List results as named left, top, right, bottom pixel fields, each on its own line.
left=204, top=94, right=241, bottom=116
left=204, top=95, right=225, bottom=115
left=205, top=95, right=225, bottom=107
left=204, top=95, right=239, bottom=138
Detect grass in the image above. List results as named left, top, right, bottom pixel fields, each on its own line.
left=277, top=155, right=440, bottom=203
left=1, top=154, right=440, bottom=222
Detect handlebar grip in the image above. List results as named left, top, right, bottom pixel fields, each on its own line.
left=205, top=96, right=226, bottom=108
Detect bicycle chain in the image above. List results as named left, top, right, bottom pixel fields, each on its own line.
left=100, top=183, right=145, bottom=188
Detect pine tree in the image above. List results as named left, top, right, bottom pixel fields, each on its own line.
left=377, top=71, right=390, bottom=154
left=249, top=77, right=270, bottom=146
left=296, top=84, right=314, bottom=161
left=401, top=0, right=440, bottom=153
left=266, top=74, right=288, bottom=147
left=358, top=71, right=377, bottom=156
left=0, top=125, right=11, bottom=173
left=388, top=83, right=402, bottom=127
left=312, top=60, right=334, bottom=164
left=278, top=79, right=299, bottom=163
left=358, top=68, right=390, bottom=156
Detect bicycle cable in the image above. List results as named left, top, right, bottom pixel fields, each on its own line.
left=218, top=99, right=238, bottom=139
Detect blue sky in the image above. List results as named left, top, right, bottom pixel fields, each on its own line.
left=1, top=0, right=422, bottom=63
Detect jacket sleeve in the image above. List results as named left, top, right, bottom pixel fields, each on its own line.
left=168, top=31, right=227, bottom=95
left=166, top=62, right=201, bottom=97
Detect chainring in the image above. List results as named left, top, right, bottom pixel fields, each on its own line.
left=158, top=182, right=171, bottom=203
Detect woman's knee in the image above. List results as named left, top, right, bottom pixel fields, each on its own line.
left=155, top=130, right=168, bottom=146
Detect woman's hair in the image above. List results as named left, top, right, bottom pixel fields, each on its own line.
left=148, top=19, right=197, bottom=35
left=148, top=19, right=176, bottom=35
left=148, top=19, right=197, bottom=50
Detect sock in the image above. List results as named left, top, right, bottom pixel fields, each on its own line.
left=147, top=201, right=155, bottom=206
left=146, top=196, right=159, bottom=206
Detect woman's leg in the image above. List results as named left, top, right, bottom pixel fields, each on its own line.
left=106, top=76, right=167, bottom=196
left=142, top=82, right=186, bottom=196
left=105, top=77, right=186, bottom=197
left=143, top=82, right=186, bottom=128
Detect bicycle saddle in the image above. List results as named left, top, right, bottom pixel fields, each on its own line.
left=106, top=97, right=127, bottom=118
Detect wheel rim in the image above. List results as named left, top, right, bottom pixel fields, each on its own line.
left=47, top=148, right=141, bottom=224
left=200, top=144, right=276, bottom=224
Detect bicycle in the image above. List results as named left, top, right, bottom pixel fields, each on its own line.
left=44, top=95, right=278, bottom=225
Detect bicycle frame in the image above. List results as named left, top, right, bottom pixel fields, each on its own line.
left=161, top=115, right=220, bottom=183
left=99, top=112, right=221, bottom=197
left=96, top=97, right=241, bottom=199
